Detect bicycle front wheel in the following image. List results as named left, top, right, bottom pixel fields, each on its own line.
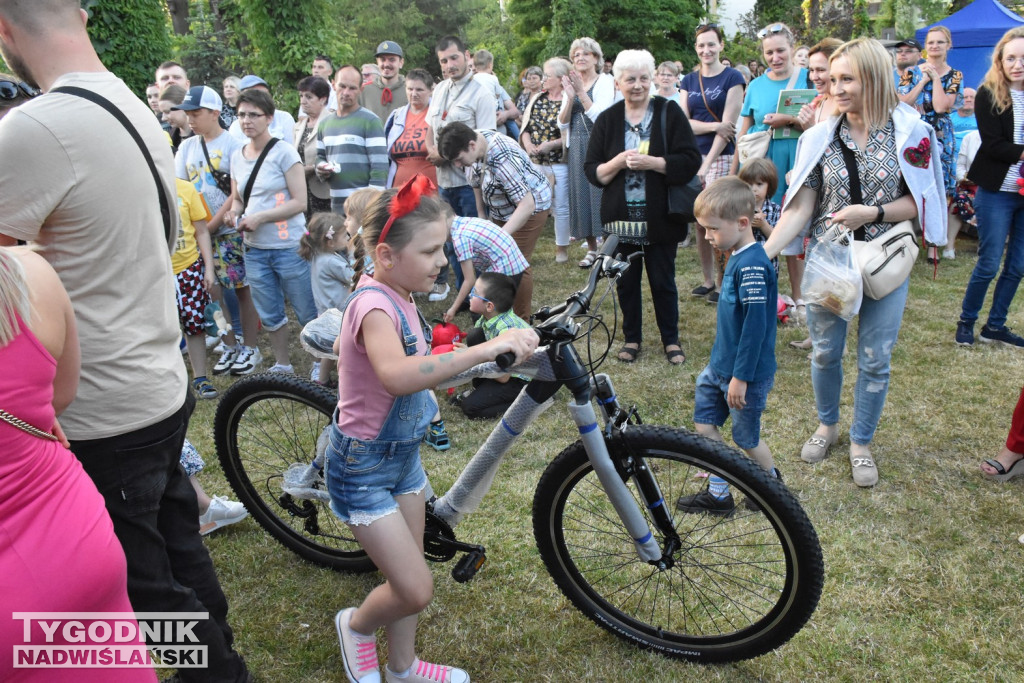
left=533, top=425, right=823, bottom=662
left=214, top=373, right=374, bottom=573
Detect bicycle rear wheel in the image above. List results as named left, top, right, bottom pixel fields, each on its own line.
left=533, top=425, right=823, bottom=662
left=214, top=373, right=373, bottom=572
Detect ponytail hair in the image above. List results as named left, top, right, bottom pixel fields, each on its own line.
left=298, top=212, right=343, bottom=261
left=0, top=249, right=29, bottom=347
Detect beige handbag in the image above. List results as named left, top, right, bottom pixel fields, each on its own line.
left=736, top=130, right=771, bottom=164
left=853, top=221, right=918, bottom=300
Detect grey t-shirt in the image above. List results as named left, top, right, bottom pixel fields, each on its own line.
left=230, top=140, right=306, bottom=249
left=176, top=131, right=242, bottom=225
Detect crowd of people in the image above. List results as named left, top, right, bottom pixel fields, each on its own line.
left=3, top=0, right=1024, bottom=679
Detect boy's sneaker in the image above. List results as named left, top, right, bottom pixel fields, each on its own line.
left=676, top=487, right=735, bottom=516
left=424, top=420, right=450, bottom=451
left=213, top=346, right=239, bottom=375
left=335, top=608, right=380, bottom=683
left=310, top=361, right=321, bottom=382
left=268, top=363, right=295, bottom=374
left=198, top=496, right=248, bottom=535
left=979, top=324, right=1024, bottom=348
left=385, top=658, right=469, bottom=683
left=955, top=320, right=974, bottom=346
left=230, top=346, right=262, bottom=375
left=205, top=333, right=220, bottom=349
left=192, top=376, right=218, bottom=400
left=428, top=282, right=450, bottom=302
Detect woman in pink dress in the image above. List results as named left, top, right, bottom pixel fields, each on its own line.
left=0, top=247, right=156, bottom=682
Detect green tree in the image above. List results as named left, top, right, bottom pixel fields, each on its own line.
left=82, top=0, right=173, bottom=96
left=232, top=0, right=352, bottom=111
left=172, top=0, right=244, bottom=89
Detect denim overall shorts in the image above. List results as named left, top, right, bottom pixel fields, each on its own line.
left=326, top=286, right=435, bottom=526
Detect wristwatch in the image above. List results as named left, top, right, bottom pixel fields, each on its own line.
left=875, top=205, right=885, bottom=223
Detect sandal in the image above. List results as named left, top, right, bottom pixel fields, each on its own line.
left=664, top=346, right=685, bottom=365
left=981, top=455, right=1024, bottom=482
left=579, top=250, right=599, bottom=268
left=789, top=337, right=812, bottom=351
left=617, top=344, right=641, bottom=363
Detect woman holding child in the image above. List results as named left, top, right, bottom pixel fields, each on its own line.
left=584, top=49, right=701, bottom=366
left=764, top=38, right=945, bottom=487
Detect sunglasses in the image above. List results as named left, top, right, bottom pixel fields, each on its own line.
left=757, top=23, right=790, bottom=40
left=695, top=23, right=719, bottom=35
left=0, top=80, right=40, bottom=100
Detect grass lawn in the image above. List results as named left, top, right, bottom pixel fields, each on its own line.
left=183, top=228, right=1024, bottom=682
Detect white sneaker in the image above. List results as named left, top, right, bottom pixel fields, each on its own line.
left=230, top=346, right=262, bottom=375
left=213, top=346, right=240, bottom=375
left=428, top=282, right=450, bottom=302
left=310, top=361, right=321, bottom=381
left=198, top=496, right=248, bottom=536
left=268, top=363, right=294, bottom=374
left=942, top=248, right=955, bottom=260
left=205, top=334, right=220, bottom=349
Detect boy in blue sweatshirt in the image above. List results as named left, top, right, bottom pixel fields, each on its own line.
left=677, top=177, right=780, bottom=516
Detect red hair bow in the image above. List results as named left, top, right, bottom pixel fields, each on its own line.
left=379, top=174, right=438, bottom=243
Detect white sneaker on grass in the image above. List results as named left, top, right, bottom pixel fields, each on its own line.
left=213, top=346, right=239, bottom=375
left=428, top=282, right=449, bottom=302
left=230, top=346, right=262, bottom=375
left=310, top=361, right=321, bottom=382
left=268, top=363, right=294, bottom=374
left=198, top=496, right=248, bottom=536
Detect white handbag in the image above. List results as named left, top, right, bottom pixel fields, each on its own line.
left=852, top=220, right=918, bottom=300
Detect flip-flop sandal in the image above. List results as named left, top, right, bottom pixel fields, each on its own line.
left=579, top=250, right=599, bottom=268
left=664, top=347, right=686, bottom=365
left=982, top=456, right=1024, bottom=482
left=617, top=344, right=641, bottom=363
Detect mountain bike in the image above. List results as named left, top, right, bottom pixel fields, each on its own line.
left=213, top=236, right=824, bottom=662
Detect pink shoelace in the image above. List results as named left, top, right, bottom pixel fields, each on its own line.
left=415, top=659, right=451, bottom=682
left=354, top=640, right=379, bottom=674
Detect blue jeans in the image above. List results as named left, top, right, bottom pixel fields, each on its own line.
left=807, top=275, right=910, bottom=445
left=244, top=246, right=317, bottom=331
left=438, top=185, right=478, bottom=289
left=693, top=365, right=773, bottom=449
left=959, top=188, right=1024, bottom=329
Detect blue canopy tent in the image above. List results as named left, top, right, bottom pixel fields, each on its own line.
left=916, top=0, right=1024, bottom=90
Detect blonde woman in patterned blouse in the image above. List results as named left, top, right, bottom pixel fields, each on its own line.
left=522, top=57, right=571, bottom=262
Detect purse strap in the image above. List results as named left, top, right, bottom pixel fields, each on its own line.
left=51, top=86, right=173, bottom=247
left=835, top=122, right=868, bottom=242
left=200, top=136, right=218, bottom=175
left=242, top=137, right=279, bottom=211
left=0, top=408, right=57, bottom=441
left=697, top=72, right=721, bottom=123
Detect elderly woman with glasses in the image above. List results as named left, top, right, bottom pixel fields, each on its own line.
left=584, top=49, right=701, bottom=366
left=560, top=36, right=621, bottom=268
left=732, top=22, right=810, bottom=316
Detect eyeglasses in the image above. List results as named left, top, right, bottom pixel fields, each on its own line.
left=0, top=80, right=39, bottom=100
left=469, top=288, right=491, bottom=305
left=757, top=23, right=790, bottom=40
left=571, top=51, right=593, bottom=60
left=695, top=22, right=719, bottom=35
left=235, top=111, right=266, bottom=120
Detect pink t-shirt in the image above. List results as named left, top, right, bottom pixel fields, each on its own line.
left=336, top=275, right=429, bottom=439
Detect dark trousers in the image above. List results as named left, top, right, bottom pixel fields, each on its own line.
left=615, top=241, right=680, bottom=347
left=462, top=377, right=529, bottom=419
left=70, top=393, right=249, bottom=683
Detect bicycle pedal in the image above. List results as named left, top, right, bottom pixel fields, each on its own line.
left=452, top=549, right=486, bottom=583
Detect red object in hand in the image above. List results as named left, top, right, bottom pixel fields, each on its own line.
left=777, top=296, right=790, bottom=324
left=431, top=322, right=463, bottom=349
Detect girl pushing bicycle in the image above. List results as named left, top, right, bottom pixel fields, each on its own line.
left=327, top=174, right=538, bottom=683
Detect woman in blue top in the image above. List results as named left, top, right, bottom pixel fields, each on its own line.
left=680, top=23, right=746, bottom=299
left=732, top=22, right=809, bottom=313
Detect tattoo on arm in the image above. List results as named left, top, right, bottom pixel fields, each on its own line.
left=419, top=360, right=436, bottom=374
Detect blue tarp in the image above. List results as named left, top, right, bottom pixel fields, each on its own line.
left=916, top=0, right=1024, bottom=90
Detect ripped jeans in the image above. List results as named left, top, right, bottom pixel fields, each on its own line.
left=807, top=276, right=910, bottom=445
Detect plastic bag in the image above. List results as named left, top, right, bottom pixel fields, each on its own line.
left=300, top=308, right=345, bottom=359
left=802, top=236, right=862, bottom=321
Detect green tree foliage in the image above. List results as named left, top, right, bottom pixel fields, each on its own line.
left=465, top=1, right=521, bottom=90
left=508, top=0, right=704, bottom=70
left=82, top=0, right=172, bottom=96
left=232, top=0, right=351, bottom=112
left=172, top=0, right=244, bottom=90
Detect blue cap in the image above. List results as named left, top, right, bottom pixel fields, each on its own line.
left=238, top=75, right=269, bottom=90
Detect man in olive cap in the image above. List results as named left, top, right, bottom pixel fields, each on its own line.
left=359, top=39, right=407, bottom=121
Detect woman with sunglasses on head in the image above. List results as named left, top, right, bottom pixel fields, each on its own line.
left=680, top=23, right=746, bottom=301
left=957, top=28, right=1024, bottom=360
left=560, top=37, right=621, bottom=268
left=732, top=22, right=810, bottom=316
left=763, top=38, right=945, bottom=487
left=226, top=88, right=317, bottom=375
